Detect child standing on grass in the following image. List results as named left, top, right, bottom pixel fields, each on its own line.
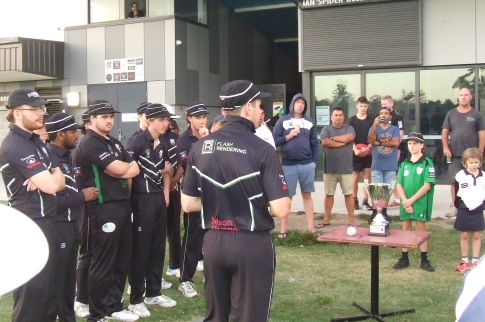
left=453, top=148, right=485, bottom=273
left=394, top=132, right=435, bottom=272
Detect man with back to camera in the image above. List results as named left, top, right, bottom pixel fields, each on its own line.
left=181, top=80, right=291, bottom=321
left=45, top=112, right=99, bottom=322
left=77, top=100, right=140, bottom=322
left=125, top=104, right=177, bottom=318
left=273, top=93, right=319, bottom=237
left=442, top=87, right=485, bottom=218
left=175, top=102, right=210, bottom=298
left=316, top=107, right=356, bottom=228
left=348, top=96, right=373, bottom=211
left=127, top=1, right=145, bottom=18
left=0, top=88, right=66, bottom=322
left=381, top=95, right=404, bottom=207
left=367, top=106, right=401, bottom=224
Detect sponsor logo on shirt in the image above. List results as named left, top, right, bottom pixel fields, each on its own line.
left=115, top=144, right=122, bottom=152
left=202, top=140, right=215, bottom=154
left=145, top=149, right=150, bottom=158
left=21, top=154, right=36, bottom=164
left=211, top=216, right=240, bottom=231
left=429, top=167, right=435, bottom=178
left=416, top=167, right=423, bottom=175
left=27, top=161, right=41, bottom=169
left=179, top=151, right=188, bottom=161
left=159, top=150, right=163, bottom=159
left=170, top=139, right=175, bottom=145
left=467, top=117, right=474, bottom=122
left=461, top=183, right=468, bottom=188
left=102, top=222, right=116, bottom=233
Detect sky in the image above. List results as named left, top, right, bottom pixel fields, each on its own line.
left=0, top=0, right=87, bottom=41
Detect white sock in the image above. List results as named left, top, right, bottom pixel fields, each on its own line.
left=462, top=257, right=469, bottom=263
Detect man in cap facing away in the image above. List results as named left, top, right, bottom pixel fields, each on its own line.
left=182, top=80, right=290, bottom=321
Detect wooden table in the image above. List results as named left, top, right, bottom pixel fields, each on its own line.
left=317, top=226, right=431, bottom=322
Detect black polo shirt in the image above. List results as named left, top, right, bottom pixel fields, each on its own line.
left=126, top=128, right=142, bottom=148
left=177, top=126, right=199, bottom=173
left=183, top=116, right=289, bottom=232
left=126, top=129, right=169, bottom=193
left=71, top=137, right=85, bottom=190
left=161, top=130, right=180, bottom=171
left=391, top=110, right=404, bottom=131
left=77, top=130, right=134, bottom=203
left=47, top=143, right=84, bottom=222
left=0, top=125, right=57, bottom=219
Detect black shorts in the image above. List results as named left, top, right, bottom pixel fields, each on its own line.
left=454, top=208, right=485, bottom=232
left=353, top=155, right=372, bottom=172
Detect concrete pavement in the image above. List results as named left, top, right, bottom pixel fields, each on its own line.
left=290, top=182, right=452, bottom=218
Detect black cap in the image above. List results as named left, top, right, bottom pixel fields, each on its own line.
left=187, top=102, right=209, bottom=116
left=381, top=106, right=392, bottom=111
left=45, top=113, right=84, bottom=134
left=81, top=111, right=90, bottom=124
left=220, top=80, right=271, bottom=110
left=212, top=114, right=225, bottom=122
left=6, top=88, right=48, bottom=109
left=407, top=132, right=424, bottom=143
left=145, top=103, right=177, bottom=118
left=136, top=102, right=152, bottom=114
left=87, top=100, right=120, bottom=115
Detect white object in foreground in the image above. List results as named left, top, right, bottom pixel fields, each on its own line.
left=0, top=205, right=49, bottom=296
left=347, top=226, right=357, bottom=237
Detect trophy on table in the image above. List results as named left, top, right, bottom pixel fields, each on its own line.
left=364, top=180, right=395, bottom=237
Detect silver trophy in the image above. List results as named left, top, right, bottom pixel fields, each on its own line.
left=364, top=180, right=395, bottom=237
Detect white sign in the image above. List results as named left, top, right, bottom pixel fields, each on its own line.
left=316, top=106, right=330, bottom=126
left=121, top=113, right=138, bottom=122
left=105, top=57, right=144, bottom=83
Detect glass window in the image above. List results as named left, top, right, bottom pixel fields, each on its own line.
left=175, top=0, right=206, bottom=24
left=366, top=71, right=416, bottom=134
left=314, top=74, right=361, bottom=124
left=479, top=67, right=485, bottom=112
left=90, top=0, right=123, bottom=23
left=149, top=0, right=174, bottom=18
left=420, top=68, right=475, bottom=135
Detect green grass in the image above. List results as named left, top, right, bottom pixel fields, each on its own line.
left=0, top=223, right=477, bottom=321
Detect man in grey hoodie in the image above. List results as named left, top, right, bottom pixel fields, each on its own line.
left=273, top=94, right=319, bottom=237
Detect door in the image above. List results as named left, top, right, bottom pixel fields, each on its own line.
left=88, top=82, right=147, bottom=146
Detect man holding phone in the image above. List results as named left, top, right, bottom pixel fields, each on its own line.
left=367, top=106, right=401, bottom=223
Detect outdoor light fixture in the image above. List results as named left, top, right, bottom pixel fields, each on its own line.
left=67, top=92, right=80, bottom=107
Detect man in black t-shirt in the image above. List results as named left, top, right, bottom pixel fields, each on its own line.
left=182, top=80, right=290, bottom=322
left=77, top=100, right=140, bottom=322
left=0, top=89, right=66, bottom=322
left=127, top=1, right=145, bottom=18
left=347, top=96, right=373, bottom=211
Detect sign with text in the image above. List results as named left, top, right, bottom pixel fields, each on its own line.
left=316, top=106, right=330, bottom=126
left=0, top=92, right=9, bottom=109
left=105, top=57, right=144, bottom=83
left=300, top=0, right=402, bottom=9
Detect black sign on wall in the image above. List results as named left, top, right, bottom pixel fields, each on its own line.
left=300, top=0, right=401, bottom=9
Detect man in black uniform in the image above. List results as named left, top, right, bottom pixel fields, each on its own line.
left=0, top=88, right=66, bottom=322
left=126, top=102, right=151, bottom=146
left=182, top=80, right=291, bottom=322
left=77, top=100, right=140, bottom=322
left=176, top=101, right=210, bottom=298
left=160, top=104, right=183, bottom=279
left=125, top=104, right=177, bottom=317
left=44, top=112, right=99, bottom=322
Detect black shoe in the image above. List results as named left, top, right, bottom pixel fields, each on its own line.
left=420, top=260, right=435, bottom=272
left=393, top=258, right=409, bottom=269
left=366, top=214, right=376, bottom=224
left=361, top=202, right=372, bottom=211
left=354, top=200, right=360, bottom=210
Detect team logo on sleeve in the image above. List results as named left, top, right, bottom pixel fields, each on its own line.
left=21, top=155, right=36, bottom=164
left=429, top=167, right=435, bottom=178
left=279, top=174, right=288, bottom=190
left=127, top=150, right=134, bottom=157
left=115, top=144, right=122, bottom=152
left=202, top=140, right=215, bottom=154
left=461, top=183, right=468, bottom=188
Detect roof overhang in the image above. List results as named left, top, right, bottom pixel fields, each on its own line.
left=0, top=37, right=64, bottom=83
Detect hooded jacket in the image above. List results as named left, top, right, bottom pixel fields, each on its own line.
left=273, top=93, right=319, bottom=166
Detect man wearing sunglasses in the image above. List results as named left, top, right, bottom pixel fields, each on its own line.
left=0, top=88, right=66, bottom=322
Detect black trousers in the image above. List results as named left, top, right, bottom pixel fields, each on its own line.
left=180, top=211, right=205, bottom=283
left=56, top=221, right=80, bottom=322
left=203, top=230, right=275, bottom=322
left=86, top=201, right=132, bottom=321
left=76, top=206, right=90, bottom=304
left=129, top=192, right=167, bottom=304
left=167, top=189, right=181, bottom=269
left=12, top=216, right=58, bottom=322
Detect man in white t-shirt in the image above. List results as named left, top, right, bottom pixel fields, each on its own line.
left=255, top=107, right=275, bottom=149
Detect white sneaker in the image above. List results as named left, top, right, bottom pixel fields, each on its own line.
left=144, top=295, right=177, bottom=308
left=178, top=281, right=198, bottom=298
left=166, top=267, right=181, bottom=278
left=128, top=303, right=150, bottom=318
left=196, top=260, right=204, bottom=272
left=107, top=309, right=139, bottom=321
left=74, top=301, right=90, bottom=318
left=161, top=278, right=172, bottom=289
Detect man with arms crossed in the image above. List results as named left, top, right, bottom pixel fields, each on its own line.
left=0, top=89, right=65, bottom=322
left=182, top=80, right=290, bottom=321
left=442, top=88, right=485, bottom=217
left=348, top=96, right=373, bottom=211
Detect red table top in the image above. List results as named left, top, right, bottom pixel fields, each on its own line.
left=317, top=226, right=431, bottom=249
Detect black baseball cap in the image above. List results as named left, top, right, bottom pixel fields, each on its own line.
left=145, top=103, right=177, bottom=118
left=187, top=102, right=209, bottom=116
left=6, top=88, right=48, bottom=109
left=81, top=111, right=90, bottom=124
left=212, top=114, right=225, bottom=122
left=220, top=80, right=271, bottom=110
left=407, top=132, right=424, bottom=143
left=45, top=113, right=84, bottom=134
left=381, top=106, right=392, bottom=111
left=87, top=100, right=120, bottom=115
left=136, top=102, right=152, bottom=114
